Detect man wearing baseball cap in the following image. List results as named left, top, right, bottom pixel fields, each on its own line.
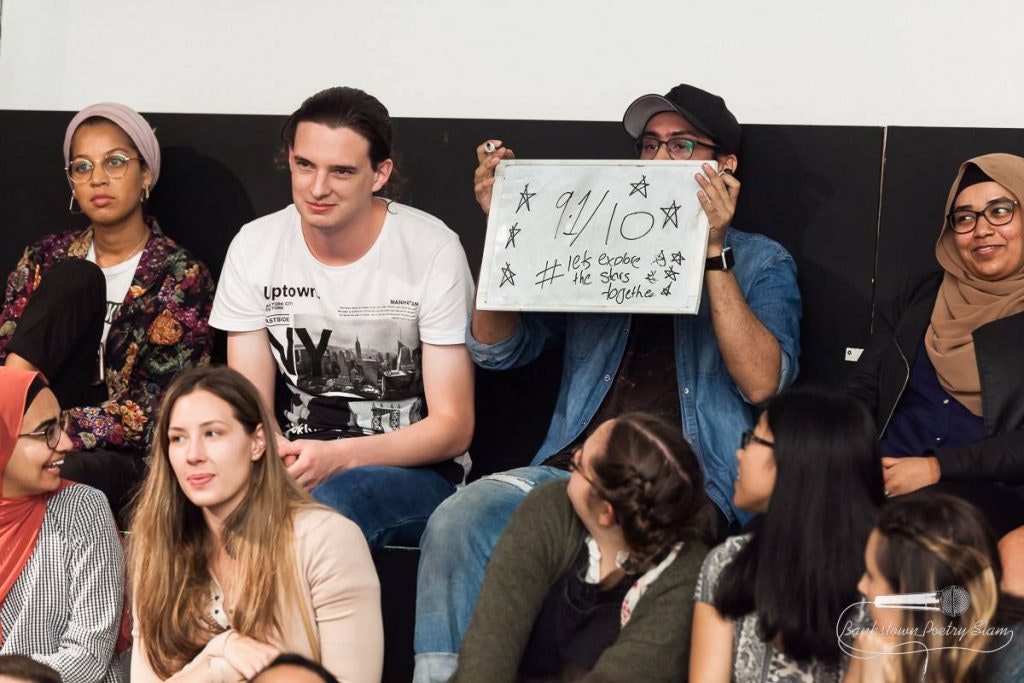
left=412, top=84, right=802, bottom=682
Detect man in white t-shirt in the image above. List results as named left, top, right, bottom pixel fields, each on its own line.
left=210, top=87, right=476, bottom=550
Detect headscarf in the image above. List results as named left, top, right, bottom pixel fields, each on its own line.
left=926, top=153, right=1024, bottom=415
left=0, top=367, right=72, bottom=642
left=62, top=102, right=161, bottom=188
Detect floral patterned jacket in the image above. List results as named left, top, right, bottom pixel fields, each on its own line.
left=0, top=219, right=215, bottom=452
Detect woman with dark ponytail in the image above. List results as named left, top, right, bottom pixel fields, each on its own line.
left=451, top=413, right=715, bottom=683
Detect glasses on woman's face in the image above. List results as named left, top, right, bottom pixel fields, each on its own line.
left=740, top=429, right=774, bottom=449
left=568, top=447, right=598, bottom=488
left=18, top=411, right=71, bottom=450
left=947, top=199, right=1019, bottom=234
left=65, top=154, right=141, bottom=184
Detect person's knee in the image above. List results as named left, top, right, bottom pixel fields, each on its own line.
left=420, top=485, right=481, bottom=555
left=48, top=257, right=104, bottom=279
left=421, top=474, right=532, bottom=560
left=312, top=467, right=374, bottom=517
left=43, top=258, right=106, bottom=296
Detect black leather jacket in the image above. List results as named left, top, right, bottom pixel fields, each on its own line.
left=846, top=272, right=1024, bottom=483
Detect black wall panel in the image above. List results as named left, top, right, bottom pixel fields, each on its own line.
left=0, top=110, right=884, bottom=479
left=2, top=109, right=960, bottom=683
left=734, top=124, right=882, bottom=385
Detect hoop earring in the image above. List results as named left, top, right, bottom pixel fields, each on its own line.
left=68, top=192, right=82, bottom=215
left=140, top=186, right=150, bottom=204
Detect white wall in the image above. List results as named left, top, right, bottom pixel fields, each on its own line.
left=1, top=0, right=1021, bottom=127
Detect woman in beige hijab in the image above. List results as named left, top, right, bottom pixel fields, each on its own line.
left=847, top=153, right=1024, bottom=595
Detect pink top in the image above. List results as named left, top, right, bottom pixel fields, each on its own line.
left=130, top=507, right=383, bottom=683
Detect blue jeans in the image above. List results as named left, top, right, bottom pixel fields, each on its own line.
left=312, top=465, right=456, bottom=551
left=412, top=465, right=568, bottom=682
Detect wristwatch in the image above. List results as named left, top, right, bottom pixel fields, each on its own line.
left=705, top=246, right=735, bottom=271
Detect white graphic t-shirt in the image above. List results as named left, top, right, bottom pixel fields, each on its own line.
left=86, top=243, right=142, bottom=346
left=210, top=202, right=474, bottom=458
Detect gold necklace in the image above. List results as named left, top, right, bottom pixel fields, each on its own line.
left=94, top=228, right=150, bottom=268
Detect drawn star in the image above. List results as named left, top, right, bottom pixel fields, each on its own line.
left=645, top=270, right=657, bottom=284
left=516, top=183, right=536, bottom=214
left=660, top=200, right=681, bottom=229
left=652, top=250, right=667, bottom=267
left=500, top=262, right=517, bottom=287
left=505, top=223, right=521, bottom=249
left=661, top=283, right=673, bottom=296
left=671, top=251, right=684, bottom=265
left=629, top=175, right=650, bottom=198
left=663, top=266, right=679, bottom=282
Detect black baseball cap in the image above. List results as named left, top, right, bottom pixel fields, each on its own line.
left=622, top=84, right=742, bottom=155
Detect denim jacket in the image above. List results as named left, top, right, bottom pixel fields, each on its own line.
left=467, top=228, right=802, bottom=525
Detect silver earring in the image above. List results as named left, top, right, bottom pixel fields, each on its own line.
left=68, top=192, right=82, bottom=214
left=140, top=186, right=150, bottom=203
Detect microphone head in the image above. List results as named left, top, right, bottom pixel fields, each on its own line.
left=939, top=585, right=971, bottom=617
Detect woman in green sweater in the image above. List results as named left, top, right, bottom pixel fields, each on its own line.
left=452, top=413, right=714, bottom=683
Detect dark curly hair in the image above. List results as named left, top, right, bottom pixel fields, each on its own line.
left=589, top=413, right=715, bottom=572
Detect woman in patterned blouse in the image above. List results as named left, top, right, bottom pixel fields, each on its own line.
left=0, top=367, right=125, bottom=682
left=0, top=103, right=215, bottom=526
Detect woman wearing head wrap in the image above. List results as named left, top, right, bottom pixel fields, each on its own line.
left=0, top=103, right=215, bottom=526
left=0, top=367, right=126, bottom=682
left=847, top=152, right=1024, bottom=594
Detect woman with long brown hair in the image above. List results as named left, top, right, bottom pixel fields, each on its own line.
left=128, top=366, right=382, bottom=683
left=846, top=493, right=1019, bottom=682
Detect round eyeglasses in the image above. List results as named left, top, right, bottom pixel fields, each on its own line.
left=947, top=199, right=1019, bottom=234
left=65, top=154, right=141, bottom=184
left=18, top=411, right=71, bottom=450
left=635, top=136, right=718, bottom=160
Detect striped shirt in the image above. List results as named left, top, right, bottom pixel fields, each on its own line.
left=1, top=484, right=126, bottom=683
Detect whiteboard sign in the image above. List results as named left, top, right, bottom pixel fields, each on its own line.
left=477, top=160, right=712, bottom=314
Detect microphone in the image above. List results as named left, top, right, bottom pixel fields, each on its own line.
left=873, top=585, right=971, bottom=617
